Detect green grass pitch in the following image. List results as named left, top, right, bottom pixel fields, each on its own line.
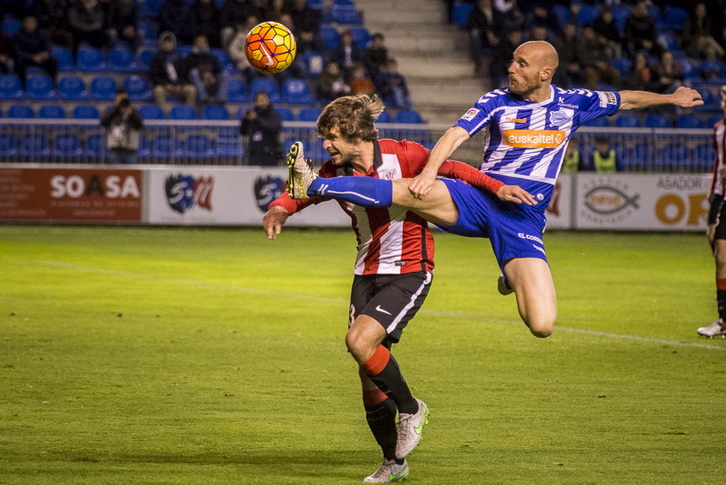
left=1, top=225, right=724, bottom=484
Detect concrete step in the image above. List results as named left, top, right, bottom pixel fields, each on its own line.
left=408, top=79, right=485, bottom=107
left=359, top=2, right=446, bottom=25
left=398, top=55, right=476, bottom=79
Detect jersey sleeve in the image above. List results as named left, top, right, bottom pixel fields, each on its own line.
left=453, top=91, right=504, bottom=137
left=576, top=89, right=621, bottom=125
left=438, top=160, right=505, bottom=193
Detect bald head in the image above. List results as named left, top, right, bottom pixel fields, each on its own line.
left=516, top=41, right=559, bottom=79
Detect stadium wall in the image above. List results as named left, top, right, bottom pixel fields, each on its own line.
left=0, top=166, right=711, bottom=231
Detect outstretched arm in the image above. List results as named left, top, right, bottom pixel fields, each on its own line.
left=619, top=86, right=703, bottom=110
left=408, top=126, right=470, bottom=198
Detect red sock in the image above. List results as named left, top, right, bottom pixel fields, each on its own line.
left=362, top=345, right=390, bottom=376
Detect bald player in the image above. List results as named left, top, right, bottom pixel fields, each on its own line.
left=288, top=40, right=704, bottom=339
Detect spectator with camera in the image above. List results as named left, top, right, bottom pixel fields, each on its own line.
left=100, top=88, right=144, bottom=165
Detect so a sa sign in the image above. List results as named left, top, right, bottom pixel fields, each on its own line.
left=50, top=173, right=141, bottom=199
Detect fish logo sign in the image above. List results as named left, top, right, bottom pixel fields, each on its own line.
left=584, top=186, right=640, bottom=215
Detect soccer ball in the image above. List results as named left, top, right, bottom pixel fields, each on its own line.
left=245, top=22, right=297, bottom=74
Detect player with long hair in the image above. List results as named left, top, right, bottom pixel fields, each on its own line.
left=263, top=94, right=532, bottom=482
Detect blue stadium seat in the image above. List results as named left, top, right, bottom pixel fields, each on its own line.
left=202, top=104, right=230, bottom=120
left=52, top=134, right=83, bottom=157
left=644, top=114, right=671, bottom=128
left=395, top=110, right=424, bottom=124
left=298, top=107, right=322, bottom=122
left=658, top=32, right=678, bottom=53
left=282, top=78, right=314, bottom=104
left=700, top=60, right=726, bottom=82
left=250, top=77, right=280, bottom=102
left=108, top=48, right=137, bottom=72
left=0, top=75, right=24, bottom=99
left=151, top=135, right=180, bottom=158
left=349, top=28, right=371, bottom=50
left=665, top=7, right=688, bottom=31
left=72, top=105, right=100, bottom=119
left=695, top=87, right=717, bottom=110
left=183, top=135, right=215, bottom=157
left=675, top=114, right=704, bottom=129
left=140, top=0, right=163, bottom=17
left=2, top=19, right=21, bottom=35
left=138, top=20, right=157, bottom=46
left=90, top=76, right=118, bottom=101
left=210, top=49, right=233, bottom=72
left=170, top=105, right=198, bottom=120
left=661, top=143, right=690, bottom=168
left=19, top=134, right=50, bottom=157
left=227, top=78, right=252, bottom=103
left=139, top=104, right=165, bottom=120
left=614, top=114, right=641, bottom=128
left=58, top=76, right=89, bottom=100
left=451, top=2, right=474, bottom=26
left=331, top=0, right=362, bottom=24
left=678, top=59, right=699, bottom=80
left=0, top=134, right=17, bottom=157
left=38, top=104, right=67, bottom=119
left=299, top=51, right=325, bottom=77
left=584, top=116, right=609, bottom=127
left=648, top=6, right=665, bottom=30
left=26, top=76, right=57, bottom=100
left=51, top=47, right=75, bottom=72
left=86, top=133, right=107, bottom=158
left=552, top=4, right=571, bottom=29
left=276, top=107, right=295, bottom=122
left=576, top=5, right=599, bottom=26
left=376, top=111, right=392, bottom=123
left=696, top=143, right=715, bottom=167
left=137, top=49, right=155, bottom=70
left=76, top=47, right=106, bottom=71
left=124, top=75, right=152, bottom=101
left=8, top=105, right=35, bottom=118
left=610, top=6, right=630, bottom=30
left=319, top=27, right=340, bottom=51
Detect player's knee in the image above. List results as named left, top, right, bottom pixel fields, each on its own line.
left=527, top=318, right=555, bottom=338
left=345, top=329, right=374, bottom=362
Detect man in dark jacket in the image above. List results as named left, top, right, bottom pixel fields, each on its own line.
left=108, top=0, right=140, bottom=51
left=100, top=88, right=144, bottom=164
left=284, top=0, right=322, bottom=53
left=68, top=0, right=110, bottom=55
left=240, top=91, right=282, bottom=166
left=183, top=35, right=229, bottom=105
left=149, top=31, right=196, bottom=107
left=13, top=15, right=59, bottom=88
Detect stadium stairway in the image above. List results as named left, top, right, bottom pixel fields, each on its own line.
left=356, top=0, right=485, bottom=124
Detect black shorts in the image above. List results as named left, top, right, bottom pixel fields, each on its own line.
left=715, top=201, right=726, bottom=241
left=349, top=271, right=433, bottom=345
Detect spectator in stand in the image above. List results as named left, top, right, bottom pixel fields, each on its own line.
left=489, top=28, right=520, bottom=89
left=228, top=18, right=260, bottom=83
left=560, top=137, right=583, bottom=173
left=493, top=0, right=525, bottom=34
left=624, top=0, right=661, bottom=60
left=158, top=0, right=195, bottom=46
left=576, top=25, right=621, bottom=90
left=554, top=22, right=582, bottom=89
left=220, top=0, right=261, bottom=48
left=467, top=0, right=501, bottom=77
left=192, top=0, right=221, bottom=49
left=331, top=30, right=363, bottom=78
left=100, top=88, right=143, bottom=165
left=653, top=50, right=684, bottom=94
left=68, top=0, right=110, bottom=56
left=523, top=2, right=562, bottom=37
left=349, top=62, right=376, bottom=96
left=183, top=35, right=229, bottom=105
left=32, top=0, right=74, bottom=50
left=265, top=0, right=285, bottom=22
left=149, top=31, right=196, bottom=108
left=592, top=136, right=617, bottom=173
left=684, top=2, right=725, bottom=61
left=319, top=61, right=350, bottom=100
left=107, top=0, right=140, bottom=52
left=625, top=51, right=656, bottom=91
left=363, top=33, right=389, bottom=80
left=375, top=58, right=412, bottom=109
left=13, top=15, right=58, bottom=88
left=593, top=7, right=623, bottom=61
left=284, top=0, right=322, bottom=54
left=240, top=91, right=282, bottom=166
left=0, top=32, right=14, bottom=75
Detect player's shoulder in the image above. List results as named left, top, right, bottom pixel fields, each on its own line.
left=379, top=138, right=425, bottom=153
left=473, top=88, right=515, bottom=108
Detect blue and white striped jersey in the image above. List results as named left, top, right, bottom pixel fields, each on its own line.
left=455, top=85, right=621, bottom=189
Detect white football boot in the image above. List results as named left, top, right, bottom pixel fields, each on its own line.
left=395, top=398, right=429, bottom=459
left=286, top=141, right=317, bottom=200
left=697, top=319, right=726, bottom=338
left=363, top=459, right=409, bottom=483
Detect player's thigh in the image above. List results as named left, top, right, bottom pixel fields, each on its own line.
left=391, top=178, right=459, bottom=226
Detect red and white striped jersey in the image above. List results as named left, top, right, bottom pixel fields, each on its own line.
left=272, top=139, right=436, bottom=275
left=711, top=119, right=726, bottom=197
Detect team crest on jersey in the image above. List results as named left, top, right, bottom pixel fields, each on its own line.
left=462, top=108, right=480, bottom=121
left=377, top=169, right=397, bottom=181
left=549, top=109, right=571, bottom=127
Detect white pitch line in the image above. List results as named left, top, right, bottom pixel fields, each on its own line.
left=20, top=260, right=726, bottom=352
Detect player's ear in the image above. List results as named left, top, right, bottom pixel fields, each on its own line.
left=540, top=67, right=552, bottom=81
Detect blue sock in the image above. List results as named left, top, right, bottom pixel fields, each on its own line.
left=308, top=176, right=393, bottom=208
